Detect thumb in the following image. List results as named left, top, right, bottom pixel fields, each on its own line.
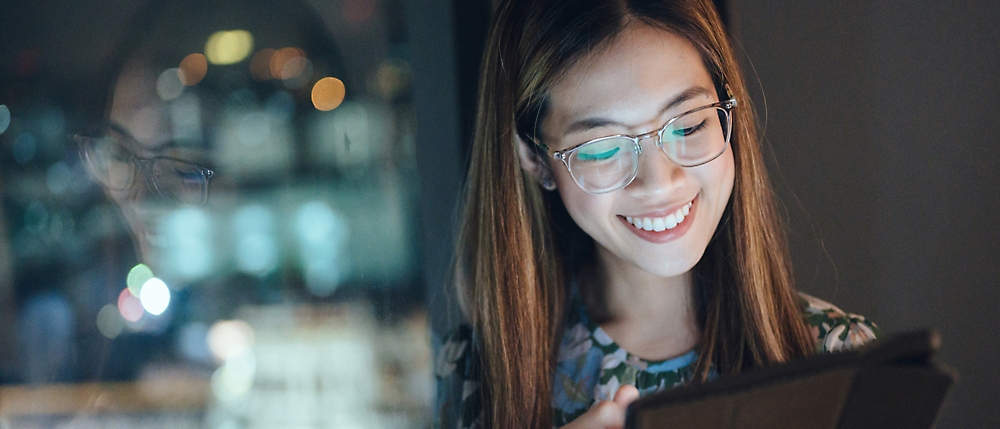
left=612, top=384, right=640, bottom=409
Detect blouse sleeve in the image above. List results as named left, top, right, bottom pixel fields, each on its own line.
left=434, top=324, right=484, bottom=429
left=800, top=293, right=882, bottom=354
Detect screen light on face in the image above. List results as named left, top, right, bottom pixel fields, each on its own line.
left=205, top=30, right=254, bottom=65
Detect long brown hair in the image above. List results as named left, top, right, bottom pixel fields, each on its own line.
left=455, top=0, right=815, bottom=427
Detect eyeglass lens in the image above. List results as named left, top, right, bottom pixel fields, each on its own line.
left=148, top=158, right=210, bottom=205
left=566, top=106, right=731, bottom=193
left=83, top=136, right=136, bottom=190
left=81, top=133, right=212, bottom=204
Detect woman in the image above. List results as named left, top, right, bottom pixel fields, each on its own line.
left=435, top=0, right=879, bottom=427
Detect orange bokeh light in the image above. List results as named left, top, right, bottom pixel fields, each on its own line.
left=178, top=53, right=208, bottom=86
left=249, top=48, right=275, bottom=81
left=311, top=77, right=346, bottom=111
left=270, top=47, right=306, bottom=80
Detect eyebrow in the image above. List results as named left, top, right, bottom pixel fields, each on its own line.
left=563, top=86, right=713, bottom=137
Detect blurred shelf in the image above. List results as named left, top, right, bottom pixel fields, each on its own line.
left=0, top=377, right=210, bottom=417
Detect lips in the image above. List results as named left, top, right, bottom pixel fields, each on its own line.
left=618, top=197, right=697, bottom=244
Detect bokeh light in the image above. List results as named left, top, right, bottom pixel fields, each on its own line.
left=311, top=77, right=346, bottom=111
left=23, top=201, right=47, bottom=233
left=211, top=353, right=256, bottom=402
left=117, top=288, right=144, bottom=323
left=233, top=205, right=278, bottom=275
left=178, top=322, right=212, bottom=362
left=127, top=263, right=155, bottom=296
left=295, top=201, right=349, bottom=296
left=373, top=58, right=410, bottom=99
left=279, top=56, right=308, bottom=80
left=96, top=304, right=125, bottom=339
left=164, top=207, right=213, bottom=280
left=237, top=112, right=271, bottom=147
left=139, top=277, right=171, bottom=316
left=249, top=48, right=276, bottom=80
left=156, top=68, right=185, bottom=100
left=281, top=57, right=313, bottom=89
left=205, top=30, right=254, bottom=65
left=45, top=162, right=72, bottom=195
left=269, top=47, right=305, bottom=80
left=207, top=319, right=255, bottom=362
left=178, top=53, right=208, bottom=85
left=342, top=0, right=377, bottom=23
left=0, top=105, right=10, bottom=134
left=12, top=132, right=37, bottom=164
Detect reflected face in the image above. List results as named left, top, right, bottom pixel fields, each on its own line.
left=99, top=59, right=214, bottom=267
left=540, top=24, right=735, bottom=280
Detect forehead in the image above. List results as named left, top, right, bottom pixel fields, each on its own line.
left=543, top=24, right=713, bottom=140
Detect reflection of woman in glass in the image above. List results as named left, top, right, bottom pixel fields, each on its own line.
left=436, top=0, right=879, bottom=427
left=73, top=0, right=346, bottom=279
left=75, top=123, right=214, bottom=266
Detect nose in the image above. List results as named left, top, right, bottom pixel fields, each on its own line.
left=625, top=136, right=684, bottom=198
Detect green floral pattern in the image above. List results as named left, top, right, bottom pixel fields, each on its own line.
left=433, top=293, right=880, bottom=429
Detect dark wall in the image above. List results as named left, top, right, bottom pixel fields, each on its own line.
left=732, top=2, right=1000, bottom=427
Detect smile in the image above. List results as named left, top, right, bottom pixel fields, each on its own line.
left=624, top=201, right=693, bottom=232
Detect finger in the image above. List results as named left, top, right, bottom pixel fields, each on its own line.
left=613, top=384, right=640, bottom=408
left=590, top=401, right=627, bottom=429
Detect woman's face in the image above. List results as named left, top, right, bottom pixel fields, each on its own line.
left=540, top=24, right=735, bottom=280
left=102, top=59, right=214, bottom=269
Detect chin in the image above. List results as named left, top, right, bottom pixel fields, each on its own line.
left=639, top=254, right=702, bottom=279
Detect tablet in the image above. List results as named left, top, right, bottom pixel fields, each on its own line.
left=624, top=330, right=954, bottom=429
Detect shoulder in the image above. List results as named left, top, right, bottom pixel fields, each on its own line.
left=434, top=324, right=483, bottom=429
left=435, top=324, right=477, bottom=380
left=798, top=293, right=882, bottom=354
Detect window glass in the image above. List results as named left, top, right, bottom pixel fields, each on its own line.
left=0, top=0, right=433, bottom=426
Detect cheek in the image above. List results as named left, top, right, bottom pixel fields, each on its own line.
left=698, top=146, right=735, bottom=204
left=720, top=149, right=735, bottom=199
left=553, top=170, right=614, bottom=230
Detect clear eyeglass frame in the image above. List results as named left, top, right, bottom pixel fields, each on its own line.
left=73, top=125, right=215, bottom=205
left=534, top=98, right=738, bottom=194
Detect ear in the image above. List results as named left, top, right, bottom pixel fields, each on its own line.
left=516, top=132, right=557, bottom=190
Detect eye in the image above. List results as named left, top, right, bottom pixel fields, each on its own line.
left=576, top=145, right=621, bottom=161
left=176, top=168, right=204, bottom=182
left=671, top=119, right=707, bottom=137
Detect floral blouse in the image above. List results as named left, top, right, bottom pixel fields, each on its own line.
left=433, top=293, right=881, bottom=428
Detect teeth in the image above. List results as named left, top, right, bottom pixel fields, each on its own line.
left=652, top=217, right=666, bottom=232
left=665, top=213, right=678, bottom=229
left=624, top=202, right=693, bottom=232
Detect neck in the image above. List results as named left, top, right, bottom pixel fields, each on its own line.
left=585, top=246, right=700, bottom=361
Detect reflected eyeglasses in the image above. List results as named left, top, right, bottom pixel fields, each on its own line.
left=73, top=125, right=215, bottom=205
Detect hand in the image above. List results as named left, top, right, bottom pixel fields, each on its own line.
left=559, top=385, right=640, bottom=429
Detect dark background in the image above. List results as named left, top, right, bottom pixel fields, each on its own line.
left=413, top=1, right=1000, bottom=427
left=732, top=3, right=1000, bottom=427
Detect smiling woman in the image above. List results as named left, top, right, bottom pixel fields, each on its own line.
left=435, top=0, right=879, bottom=428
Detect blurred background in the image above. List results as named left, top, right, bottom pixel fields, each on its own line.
left=0, top=0, right=997, bottom=428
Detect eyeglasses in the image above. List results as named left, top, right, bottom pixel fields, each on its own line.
left=73, top=125, right=215, bottom=205
left=535, top=99, right=737, bottom=194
